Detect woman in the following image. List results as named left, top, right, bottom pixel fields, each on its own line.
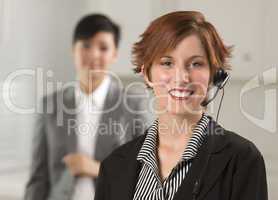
left=24, top=14, right=145, bottom=200
left=94, top=11, right=268, bottom=200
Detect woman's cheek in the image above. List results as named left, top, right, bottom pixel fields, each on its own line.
left=75, top=54, right=86, bottom=69
left=155, top=72, right=171, bottom=88
left=192, top=71, right=209, bottom=91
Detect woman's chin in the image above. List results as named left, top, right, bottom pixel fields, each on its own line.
left=166, top=104, right=203, bottom=116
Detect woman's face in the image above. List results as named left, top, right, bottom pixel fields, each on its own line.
left=146, top=34, right=210, bottom=117
left=73, top=31, right=117, bottom=86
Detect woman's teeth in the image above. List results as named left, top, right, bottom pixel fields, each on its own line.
left=169, top=90, right=194, bottom=98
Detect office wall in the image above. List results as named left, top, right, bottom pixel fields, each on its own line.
left=0, top=0, right=277, bottom=199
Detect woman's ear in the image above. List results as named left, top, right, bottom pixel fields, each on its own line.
left=141, top=65, right=153, bottom=88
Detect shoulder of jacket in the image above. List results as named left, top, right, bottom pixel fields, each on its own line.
left=224, top=130, right=263, bottom=159
left=102, top=134, right=146, bottom=165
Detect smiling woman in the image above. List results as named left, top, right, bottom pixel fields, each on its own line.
left=143, top=34, right=211, bottom=117
left=94, top=11, right=268, bottom=200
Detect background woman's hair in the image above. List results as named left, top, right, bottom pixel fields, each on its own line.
left=73, top=13, right=121, bottom=47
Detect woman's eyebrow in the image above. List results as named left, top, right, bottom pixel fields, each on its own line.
left=184, top=55, right=205, bottom=62
left=160, top=56, right=172, bottom=59
left=160, top=55, right=205, bottom=61
left=162, top=55, right=204, bottom=59
left=188, top=55, right=205, bottom=59
left=98, top=40, right=108, bottom=45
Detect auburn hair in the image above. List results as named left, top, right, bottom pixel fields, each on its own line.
left=132, top=11, right=232, bottom=84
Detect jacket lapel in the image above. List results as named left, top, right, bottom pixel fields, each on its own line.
left=124, top=157, right=142, bottom=200
left=49, top=87, right=77, bottom=198
left=61, top=86, right=77, bottom=154
left=173, top=133, right=211, bottom=200
left=197, top=121, right=234, bottom=200
left=111, top=136, right=146, bottom=200
left=197, top=151, right=233, bottom=200
left=173, top=120, right=232, bottom=200
left=94, top=77, right=123, bottom=161
left=108, top=119, right=232, bottom=200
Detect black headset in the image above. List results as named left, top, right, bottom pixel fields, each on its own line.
left=201, top=68, right=229, bottom=107
left=213, top=68, right=229, bottom=89
left=193, top=68, right=229, bottom=200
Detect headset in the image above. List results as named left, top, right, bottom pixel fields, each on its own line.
left=201, top=68, right=230, bottom=122
left=146, top=66, right=229, bottom=121
left=193, top=68, right=229, bottom=200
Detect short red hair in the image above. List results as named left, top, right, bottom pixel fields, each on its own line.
left=132, top=11, right=232, bottom=84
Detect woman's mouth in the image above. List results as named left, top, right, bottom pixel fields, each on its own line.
left=168, top=88, right=194, bottom=100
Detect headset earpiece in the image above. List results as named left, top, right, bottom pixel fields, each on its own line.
left=213, top=68, right=229, bottom=89
left=201, top=68, right=229, bottom=107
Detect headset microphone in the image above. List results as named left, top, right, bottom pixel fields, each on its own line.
left=201, top=68, right=229, bottom=107
left=201, top=68, right=230, bottom=121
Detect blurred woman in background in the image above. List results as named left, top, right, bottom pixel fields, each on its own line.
left=25, top=14, right=146, bottom=200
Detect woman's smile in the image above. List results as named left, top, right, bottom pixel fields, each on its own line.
left=168, top=87, right=194, bottom=101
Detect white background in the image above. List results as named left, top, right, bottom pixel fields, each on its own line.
left=0, top=0, right=277, bottom=199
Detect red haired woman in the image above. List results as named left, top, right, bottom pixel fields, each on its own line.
left=95, top=11, right=268, bottom=200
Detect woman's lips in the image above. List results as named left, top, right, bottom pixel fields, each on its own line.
left=168, top=88, right=194, bottom=100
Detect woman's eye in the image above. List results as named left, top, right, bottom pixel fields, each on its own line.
left=82, top=42, right=91, bottom=49
left=190, top=61, right=203, bottom=68
left=161, top=61, right=173, bottom=67
left=100, top=46, right=108, bottom=52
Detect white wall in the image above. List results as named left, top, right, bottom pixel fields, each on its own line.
left=0, top=0, right=277, bottom=199
left=0, top=0, right=96, bottom=199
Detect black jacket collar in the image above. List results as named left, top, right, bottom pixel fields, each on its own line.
left=110, top=118, right=231, bottom=200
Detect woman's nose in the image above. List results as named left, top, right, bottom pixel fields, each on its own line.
left=174, top=67, right=190, bottom=84
left=89, top=47, right=100, bottom=59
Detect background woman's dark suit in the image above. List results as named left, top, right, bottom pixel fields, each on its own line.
left=95, top=118, right=268, bottom=200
